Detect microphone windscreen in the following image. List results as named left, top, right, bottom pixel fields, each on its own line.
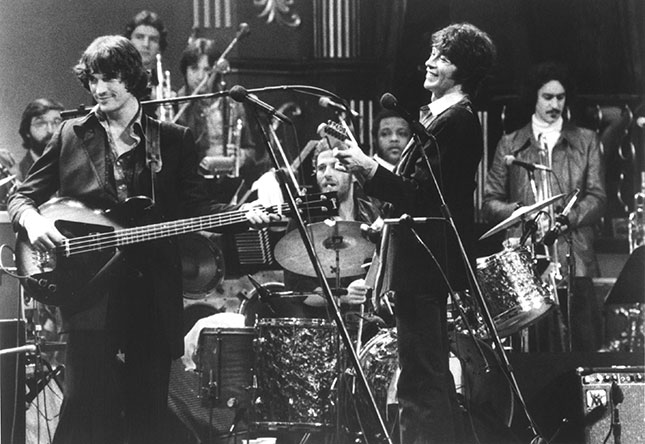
left=318, top=96, right=333, bottom=108
left=238, top=23, right=250, bottom=37
left=380, top=93, right=398, bottom=110
left=228, top=85, right=247, bottom=102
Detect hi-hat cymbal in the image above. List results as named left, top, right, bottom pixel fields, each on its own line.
left=275, top=220, right=375, bottom=278
left=479, top=193, right=565, bottom=241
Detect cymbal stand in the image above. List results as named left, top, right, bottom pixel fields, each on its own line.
left=411, top=135, right=546, bottom=442
left=526, top=169, right=569, bottom=351
left=245, top=104, right=393, bottom=444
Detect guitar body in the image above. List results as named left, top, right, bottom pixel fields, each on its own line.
left=16, top=197, right=154, bottom=307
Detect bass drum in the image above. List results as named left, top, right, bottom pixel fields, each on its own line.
left=178, top=232, right=225, bottom=299
left=340, top=328, right=515, bottom=442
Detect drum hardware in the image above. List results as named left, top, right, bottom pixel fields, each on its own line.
left=241, top=91, right=393, bottom=443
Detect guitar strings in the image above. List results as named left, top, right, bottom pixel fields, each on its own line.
left=59, top=198, right=328, bottom=256
left=61, top=209, right=252, bottom=256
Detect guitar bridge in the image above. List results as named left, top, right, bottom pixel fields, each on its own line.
left=33, top=250, right=55, bottom=273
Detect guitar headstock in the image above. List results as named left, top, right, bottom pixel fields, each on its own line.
left=317, top=120, right=349, bottom=146
left=267, top=191, right=339, bottom=220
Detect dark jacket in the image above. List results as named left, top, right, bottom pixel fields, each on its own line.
left=482, top=122, right=606, bottom=277
left=364, top=97, right=482, bottom=294
left=8, top=110, right=233, bottom=358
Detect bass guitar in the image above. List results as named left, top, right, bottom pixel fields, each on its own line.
left=16, top=192, right=338, bottom=306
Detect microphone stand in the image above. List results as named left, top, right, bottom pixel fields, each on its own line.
left=408, top=133, right=546, bottom=442
left=60, top=91, right=231, bottom=120
left=246, top=105, right=393, bottom=444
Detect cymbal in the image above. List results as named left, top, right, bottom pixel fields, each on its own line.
left=275, top=220, right=375, bottom=278
left=479, top=193, right=565, bottom=241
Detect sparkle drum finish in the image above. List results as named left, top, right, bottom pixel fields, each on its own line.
left=252, top=318, right=339, bottom=430
left=476, top=247, right=553, bottom=337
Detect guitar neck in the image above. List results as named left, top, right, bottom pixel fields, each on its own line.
left=63, top=203, right=286, bottom=256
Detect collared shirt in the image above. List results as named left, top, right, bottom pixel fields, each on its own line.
left=95, top=105, right=144, bottom=201
left=394, top=91, right=468, bottom=176
left=420, top=90, right=467, bottom=126
left=532, top=114, right=563, bottom=156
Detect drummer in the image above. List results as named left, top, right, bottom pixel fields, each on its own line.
left=283, top=138, right=382, bottom=314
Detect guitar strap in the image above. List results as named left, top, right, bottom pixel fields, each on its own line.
left=145, top=118, right=162, bottom=202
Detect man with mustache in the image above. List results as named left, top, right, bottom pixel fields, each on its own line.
left=0, top=99, right=64, bottom=207
left=483, top=61, right=606, bottom=352
left=283, top=138, right=380, bottom=310
left=17, top=98, right=65, bottom=181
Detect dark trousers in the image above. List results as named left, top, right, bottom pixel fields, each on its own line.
left=395, top=291, right=461, bottom=444
left=528, top=276, right=603, bottom=352
left=53, top=321, right=171, bottom=443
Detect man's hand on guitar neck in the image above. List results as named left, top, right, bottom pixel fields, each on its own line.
left=333, top=140, right=379, bottom=181
left=21, top=209, right=66, bottom=253
left=240, top=202, right=283, bottom=228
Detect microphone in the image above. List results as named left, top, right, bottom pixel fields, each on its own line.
left=229, top=85, right=291, bottom=123
left=318, top=96, right=360, bottom=118
left=504, top=155, right=552, bottom=172
left=246, top=274, right=276, bottom=314
left=380, top=93, right=432, bottom=145
left=542, top=188, right=580, bottom=246
left=237, top=22, right=251, bottom=38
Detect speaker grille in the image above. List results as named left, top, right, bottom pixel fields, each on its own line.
left=578, top=366, right=645, bottom=444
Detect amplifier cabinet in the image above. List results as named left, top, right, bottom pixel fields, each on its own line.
left=578, top=366, right=645, bottom=444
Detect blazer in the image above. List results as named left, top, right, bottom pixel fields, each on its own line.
left=364, top=97, right=483, bottom=295
left=8, top=110, right=233, bottom=358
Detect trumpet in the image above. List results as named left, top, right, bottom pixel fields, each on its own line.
left=155, top=54, right=175, bottom=122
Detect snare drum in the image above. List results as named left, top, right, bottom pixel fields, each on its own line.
left=252, top=318, right=339, bottom=430
left=476, top=247, right=553, bottom=337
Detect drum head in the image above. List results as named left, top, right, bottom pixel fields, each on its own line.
left=179, top=232, right=225, bottom=299
left=237, top=283, right=328, bottom=326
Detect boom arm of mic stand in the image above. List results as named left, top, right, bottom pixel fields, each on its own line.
left=247, top=106, right=393, bottom=444
left=416, top=141, right=546, bottom=440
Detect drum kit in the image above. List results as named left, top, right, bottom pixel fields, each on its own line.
left=187, top=193, right=568, bottom=442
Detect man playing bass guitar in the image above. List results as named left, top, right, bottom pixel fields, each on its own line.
left=7, top=35, right=279, bottom=444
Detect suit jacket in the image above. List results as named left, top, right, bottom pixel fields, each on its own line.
left=8, top=110, right=233, bottom=358
left=364, top=97, right=482, bottom=294
left=482, top=122, right=606, bottom=277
